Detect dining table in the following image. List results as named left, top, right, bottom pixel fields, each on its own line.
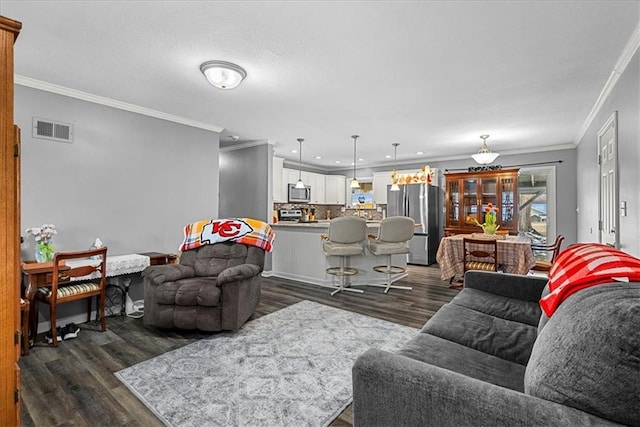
left=436, top=233, right=536, bottom=282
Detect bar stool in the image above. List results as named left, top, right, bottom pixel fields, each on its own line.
left=321, top=216, right=368, bottom=296
left=368, top=216, right=415, bottom=293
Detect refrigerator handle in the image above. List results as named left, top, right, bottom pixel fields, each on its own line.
left=404, top=190, right=410, bottom=216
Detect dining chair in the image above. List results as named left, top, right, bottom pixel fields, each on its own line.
left=34, top=247, right=108, bottom=347
left=530, top=234, right=565, bottom=275
left=463, top=238, right=499, bottom=274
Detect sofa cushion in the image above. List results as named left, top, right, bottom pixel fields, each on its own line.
left=423, top=303, right=538, bottom=366
left=525, top=282, right=640, bottom=426
left=179, top=242, right=263, bottom=277
left=397, top=332, right=527, bottom=392
left=451, top=288, right=542, bottom=326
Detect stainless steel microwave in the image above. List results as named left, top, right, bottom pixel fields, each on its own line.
left=288, top=183, right=311, bottom=203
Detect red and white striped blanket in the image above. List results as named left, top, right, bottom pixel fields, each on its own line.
left=540, top=243, right=640, bottom=316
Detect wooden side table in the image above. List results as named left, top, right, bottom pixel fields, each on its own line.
left=138, top=252, right=177, bottom=265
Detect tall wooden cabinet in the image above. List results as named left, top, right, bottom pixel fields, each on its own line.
left=0, top=15, right=22, bottom=426
left=444, top=168, right=519, bottom=236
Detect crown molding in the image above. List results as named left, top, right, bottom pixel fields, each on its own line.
left=306, top=143, right=577, bottom=174
left=574, top=22, right=640, bottom=145
left=14, top=75, right=223, bottom=133
left=219, top=139, right=270, bottom=152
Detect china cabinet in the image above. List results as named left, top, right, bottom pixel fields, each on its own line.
left=444, top=168, right=518, bottom=236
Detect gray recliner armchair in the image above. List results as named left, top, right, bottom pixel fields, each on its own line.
left=142, top=242, right=265, bottom=331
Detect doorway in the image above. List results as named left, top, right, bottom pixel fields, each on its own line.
left=518, top=167, right=556, bottom=260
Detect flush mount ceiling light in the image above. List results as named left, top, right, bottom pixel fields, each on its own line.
left=295, top=138, right=306, bottom=189
left=390, top=143, right=401, bottom=191
left=350, top=135, right=360, bottom=189
left=471, top=134, right=500, bottom=165
left=200, top=60, right=247, bottom=89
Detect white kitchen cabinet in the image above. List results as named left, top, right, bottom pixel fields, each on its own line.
left=284, top=168, right=299, bottom=186
left=307, top=172, right=325, bottom=204
left=373, top=172, right=393, bottom=205
left=325, top=175, right=346, bottom=205
left=272, top=157, right=286, bottom=203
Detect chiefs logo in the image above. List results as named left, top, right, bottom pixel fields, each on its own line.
left=200, top=219, right=253, bottom=245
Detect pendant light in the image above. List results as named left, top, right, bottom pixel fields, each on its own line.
left=350, top=135, right=360, bottom=189
left=295, top=138, right=306, bottom=188
left=471, top=134, right=500, bottom=165
left=390, top=142, right=401, bottom=191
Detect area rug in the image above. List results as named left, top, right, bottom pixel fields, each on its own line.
left=115, top=300, right=418, bottom=427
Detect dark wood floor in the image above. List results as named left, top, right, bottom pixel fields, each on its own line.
left=19, top=265, right=459, bottom=426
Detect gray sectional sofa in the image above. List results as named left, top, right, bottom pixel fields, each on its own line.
left=353, top=270, right=640, bottom=426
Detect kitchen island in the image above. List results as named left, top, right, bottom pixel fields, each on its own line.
left=264, top=220, right=408, bottom=289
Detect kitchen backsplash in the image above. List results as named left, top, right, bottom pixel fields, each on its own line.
left=273, top=203, right=386, bottom=221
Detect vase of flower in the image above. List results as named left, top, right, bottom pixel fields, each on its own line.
left=35, top=243, right=55, bottom=262
left=474, top=203, right=500, bottom=235
left=26, top=224, right=57, bottom=263
left=482, top=223, right=498, bottom=235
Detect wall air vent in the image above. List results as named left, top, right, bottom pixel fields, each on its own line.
left=32, top=117, right=74, bottom=143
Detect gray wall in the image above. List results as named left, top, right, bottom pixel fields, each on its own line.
left=16, top=86, right=220, bottom=331
left=17, top=86, right=220, bottom=258
left=576, top=50, right=640, bottom=257
left=332, top=148, right=578, bottom=246
left=219, top=144, right=271, bottom=222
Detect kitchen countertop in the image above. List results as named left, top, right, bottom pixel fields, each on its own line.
left=265, top=219, right=406, bottom=288
left=272, top=220, right=382, bottom=229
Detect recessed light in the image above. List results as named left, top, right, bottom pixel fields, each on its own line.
left=385, top=155, right=392, bottom=159
left=291, top=149, right=298, bottom=153
left=358, top=158, right=364, bottom=162
left=335, top=160, right=341, bottom=164
left=314, top=155, right=322, bottom=159
left=416, top=151, right=424, bottom=155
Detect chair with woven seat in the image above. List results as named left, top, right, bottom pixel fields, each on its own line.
left=34, top=247, right=108, bottom=347
left=530, top=234, right=565, bottom=275
left=321, top=216, right=368, bottom=296
left=368, top=216, right=415, bottom=294
left=463, top=237, right=498, bottom=275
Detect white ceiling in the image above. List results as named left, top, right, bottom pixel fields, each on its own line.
left=4, top=1, right=639, bottom=171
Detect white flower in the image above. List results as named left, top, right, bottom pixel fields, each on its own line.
left=26, top=224, right=57, bottom=245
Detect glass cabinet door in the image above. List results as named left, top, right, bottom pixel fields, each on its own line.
left=479, top=177, right=498, bottom=224
left=463, top=178, right=478, bottom=224
left=446, top=179, right=460, bottom=226
left=499, top=175, right=517, bottom=230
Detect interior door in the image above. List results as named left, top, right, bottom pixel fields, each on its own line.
left=598, top=112, right=618, bottom=248
left=0, top=16, right=22, bottom=425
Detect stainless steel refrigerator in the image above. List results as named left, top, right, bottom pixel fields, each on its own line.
left=387, top=183, right=440, bottom=265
